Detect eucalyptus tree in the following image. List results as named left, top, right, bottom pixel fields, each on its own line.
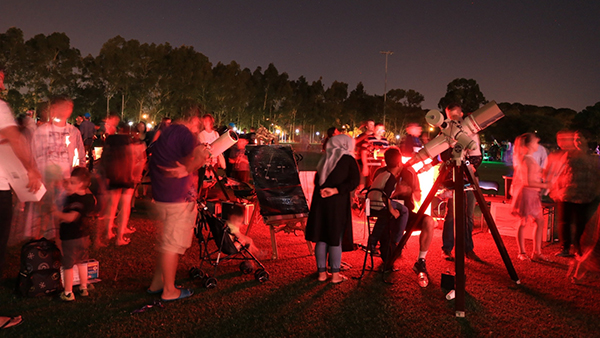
left=0, top=28, right=81, bottom=112
left=208, top=61, right=253, bottom=127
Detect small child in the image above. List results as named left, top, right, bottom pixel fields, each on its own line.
left=53, top=167, right=97, bottom=301
left=225, top=208, right=261, bottom=257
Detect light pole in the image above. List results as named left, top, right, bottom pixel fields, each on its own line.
left=380, top=51, right=393, bottom=127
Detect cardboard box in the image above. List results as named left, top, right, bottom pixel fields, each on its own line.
left=60, top=259, right=100, bottom=286
left=489, top=202, right=553, bottom=242
left=221, top=202, right=254, bottom=225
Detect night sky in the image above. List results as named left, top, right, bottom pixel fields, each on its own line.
left=2, top=1, right=599, bottom=111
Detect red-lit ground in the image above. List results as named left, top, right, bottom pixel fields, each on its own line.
left=2, top=198, right=600, bottom=337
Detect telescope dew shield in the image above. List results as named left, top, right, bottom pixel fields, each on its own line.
left=462, top=101, right=503, bottom=134
left=210, top=130, right=239, bottom=157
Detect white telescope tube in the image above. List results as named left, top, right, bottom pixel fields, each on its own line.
left=210, top=130, right=239, bottom=157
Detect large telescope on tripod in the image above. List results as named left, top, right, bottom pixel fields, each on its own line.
left=406, top=101, right=504, bottom=166
left=386, top=100, right=519, bottom=318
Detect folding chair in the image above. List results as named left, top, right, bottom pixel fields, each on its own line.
left=358, top=187, right=393, bottom=279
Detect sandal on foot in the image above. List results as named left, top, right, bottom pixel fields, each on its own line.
left=531, top=253, right=550, bottom=262
left=161, top=288, right=194, bottom=302
left=147, top=284, right=183, bottom=295
left=332, top=275, right=348, bottom=284
left=123, top=227, right=136, bottom=235
left=517, top=253, right=531, bottom=262
left=0, top=316, right=23, bottom=329
left=317, top=272, right=331, bottom=282
left=116, top=238, right=131, bottom=246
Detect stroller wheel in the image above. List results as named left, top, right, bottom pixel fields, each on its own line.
left=204, top=277, right=218, bottom=289
left=254, top=269, right=269, bottom=283
left=189, top=267, right=205, bottom=280
left=239, top=261, right=255, bottom=274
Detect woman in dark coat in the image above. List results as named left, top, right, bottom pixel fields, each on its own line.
left=305, top=134, right=360, bottom=283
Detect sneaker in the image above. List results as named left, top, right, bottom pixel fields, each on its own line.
left=60, top=292, right=75, bottom=302
left=555, top=250, right=574, bottom=258
left=518, top=253, right=531, bottom=261
left=466, top=251, right=482, bottom=262
left=413, top=258, right=429, bottom=288
left=441, top=249, right=455, bottom=261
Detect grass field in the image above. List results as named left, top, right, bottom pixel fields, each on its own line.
left=2, top=153, right=599, bottom=338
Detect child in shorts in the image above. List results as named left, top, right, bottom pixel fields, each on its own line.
left=52, top=167, right=96, bottom=301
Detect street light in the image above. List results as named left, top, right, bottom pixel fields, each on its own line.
left=380, top=51, right=393, bottom=127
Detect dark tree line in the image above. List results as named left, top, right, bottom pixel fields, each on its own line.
left=1, top=27, right=598, bottom=144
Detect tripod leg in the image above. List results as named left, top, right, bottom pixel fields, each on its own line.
left=359, top=230, right=373, bottom=279
left=384, top=163, right=450, bottom=272
left=211, top=166, right=232, bottom=201
left=454, top=165, right=466, bottom=317
left=464, top=164, right=520, bottom=283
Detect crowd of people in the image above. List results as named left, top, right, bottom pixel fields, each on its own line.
left=0, top=64, right=264, bottom=314
left=2, top=63, right=600, bottom=328
left=306, top=102, right=600, bottom=289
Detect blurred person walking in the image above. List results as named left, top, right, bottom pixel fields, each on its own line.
left=0, top=66, right=42, bottom=279
left=511, top=133, right=551, bottom=261
left=547, top=130, right=600, bottom=257
left=98, top=125, right=145, bottom=246
left=30, top=97, right=85, bottom=239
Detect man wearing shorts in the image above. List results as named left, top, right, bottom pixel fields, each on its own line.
left=147, top=107, right=210, bottom=302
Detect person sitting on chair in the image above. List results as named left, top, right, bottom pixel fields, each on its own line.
left=368, top=147, right=410, bottom=263
left=373, top=147, right=436, bottom=287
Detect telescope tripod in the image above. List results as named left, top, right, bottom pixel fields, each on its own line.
left=197, top=165, right=231, bottom=201
left=384, top=160, right=520, bottom=317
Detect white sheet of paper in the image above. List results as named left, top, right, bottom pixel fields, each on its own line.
left=0, top=144, right=46, bottom=202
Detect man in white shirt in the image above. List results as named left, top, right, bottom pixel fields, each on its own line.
left=198, top=114, right=225, bottom=169
left=0, top=66, right=42, bottom=278
left=30, top=97, right=85, bottom=239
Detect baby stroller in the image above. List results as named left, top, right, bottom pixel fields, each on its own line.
left=189, top=203, right=269, bottom=289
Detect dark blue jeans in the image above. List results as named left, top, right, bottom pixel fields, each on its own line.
left=0, top=190, right=13, bottom=278
left=369, top=200, right=409, bottom=262
left=442, top=190, right=475, bottom=253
